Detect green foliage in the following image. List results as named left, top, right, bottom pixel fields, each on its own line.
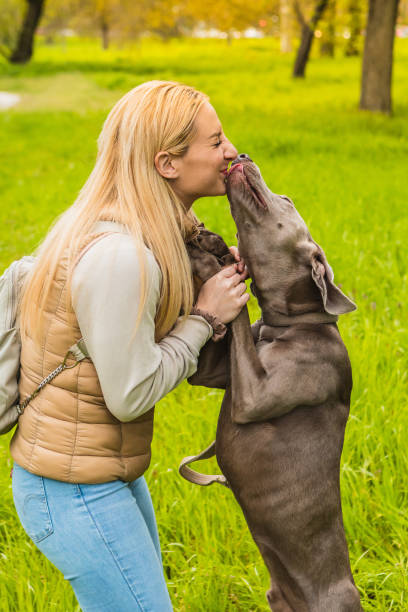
left=344, top=0, right=364, bottom=56
left=0, top=36, right=408, bottom=610
left=0, top=0, right=25, bottom=59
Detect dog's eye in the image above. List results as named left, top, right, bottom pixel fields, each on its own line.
left=280, top=195, right=294, bottom=206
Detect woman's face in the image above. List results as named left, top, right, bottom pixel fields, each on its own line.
left=155, top=102, right=238, bottom=209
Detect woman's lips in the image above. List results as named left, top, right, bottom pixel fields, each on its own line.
left=221, top=168, right=229, bottom=182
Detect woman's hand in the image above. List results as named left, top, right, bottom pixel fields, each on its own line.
left=195, top=264, right=249, bottom=324
left=229, top=246, right=249, bottom=279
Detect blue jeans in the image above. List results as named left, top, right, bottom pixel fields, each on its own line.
left=11, top=462, right=173, bottom=611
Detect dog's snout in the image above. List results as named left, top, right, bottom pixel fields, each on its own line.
left=231, top=153, right=252, bottom=167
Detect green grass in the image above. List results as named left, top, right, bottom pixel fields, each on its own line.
left=1, top=36, right=408, bottom=610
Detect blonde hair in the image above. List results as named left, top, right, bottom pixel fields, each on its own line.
left=20, top=80, right=209, bottom=344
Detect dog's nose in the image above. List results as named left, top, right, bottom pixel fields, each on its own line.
left=231, top=153, right=252, bottom=167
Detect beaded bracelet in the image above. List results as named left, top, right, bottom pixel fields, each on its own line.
left=190, top=307, right=227, bottom=342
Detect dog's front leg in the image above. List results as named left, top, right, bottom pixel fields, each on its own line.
left=187, top=333, right=229, bottom=389
left=188, top=319, right=263, bottom=390
left=229, top=306, right=269, bottom=423
left=230, top=311, right=340, bottom=424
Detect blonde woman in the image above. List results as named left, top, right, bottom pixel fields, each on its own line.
left=10, top=81, right=249, bottom=611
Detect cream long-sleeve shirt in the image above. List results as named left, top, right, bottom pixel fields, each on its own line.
left=71, top=221, right=213, bottom=422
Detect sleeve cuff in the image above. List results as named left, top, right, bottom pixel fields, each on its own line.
left=167, top=314, right=214, bottom=351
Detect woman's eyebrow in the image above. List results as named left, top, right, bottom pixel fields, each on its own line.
left=208, top=130, right=222, bottom=139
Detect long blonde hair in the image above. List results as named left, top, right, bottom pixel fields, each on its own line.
left=20, top=80, right=209, bottom=344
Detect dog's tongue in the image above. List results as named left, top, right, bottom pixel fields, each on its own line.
left=227, top=163, right=244, bottom=176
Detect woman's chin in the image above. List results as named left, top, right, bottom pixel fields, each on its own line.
left=199, top=180, right=227, bottom=199
left=217, top=180, right=228, bottom=196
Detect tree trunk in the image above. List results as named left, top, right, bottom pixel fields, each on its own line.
left=320, top=0, right=336, bottom=57
left=293, top=24, right=314, bottom=76
left=101, top=17, right=109, bottom=50
left=280, top=0, right=292, bottom=53
left=360, top=0, right=400, bottom=113
left=293, top=0, right=330, bottom=77
left=9, top=0, right=45, bottom=64
left=345, top=0, right=362, bottom=56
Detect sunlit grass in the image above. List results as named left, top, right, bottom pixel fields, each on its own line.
left=0, top=35, right=407, bottom=610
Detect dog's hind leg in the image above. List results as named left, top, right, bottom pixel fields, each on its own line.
left=318, top=579, right=362, bottom=612
left=255, top=542, right=308, bottom=612
left=266, top=585, right=294, bottom=612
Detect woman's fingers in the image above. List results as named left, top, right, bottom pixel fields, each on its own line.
left=218, top=266, right=243, bottom=287
left=228, top=246, right=249, bottom=279
left=237, top=281, right=247, bottom=296
left=220, top=264, right=237, bottom=277
left=229, top=246, right=240, bottom=262
left=238, top=265, right=249, bottom=280
left=195, top=263, right=250, bottom=323
left=219, top=265, right=247, bottom=284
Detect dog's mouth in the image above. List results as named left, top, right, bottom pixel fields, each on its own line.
left=227, top=163, right=268, bottom=210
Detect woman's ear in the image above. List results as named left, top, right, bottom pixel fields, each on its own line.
left=154, top=151, right=179, bottom=179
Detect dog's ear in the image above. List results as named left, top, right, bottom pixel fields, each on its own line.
left=311, top=247, right=356, bottom=315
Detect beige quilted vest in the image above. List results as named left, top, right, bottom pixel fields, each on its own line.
left=10, top=229, right=154, bottom=484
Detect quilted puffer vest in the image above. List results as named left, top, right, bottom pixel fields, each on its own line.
left=10, top=227, right=154, bottom=484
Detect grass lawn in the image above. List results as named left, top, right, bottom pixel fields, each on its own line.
left=0, top=36, right=407, bottom=610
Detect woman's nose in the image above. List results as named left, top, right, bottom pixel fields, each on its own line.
left=225, top=141, right=238, bottom=160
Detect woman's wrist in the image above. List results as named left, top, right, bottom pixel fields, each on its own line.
left=190, top=307, right=227, bottom=342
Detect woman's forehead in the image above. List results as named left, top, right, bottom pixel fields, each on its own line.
left=195, top=103, right=222, bottom=140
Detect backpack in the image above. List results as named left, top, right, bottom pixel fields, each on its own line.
left=0, top=256, right=89, bottom=435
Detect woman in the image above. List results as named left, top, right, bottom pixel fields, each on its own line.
left=10, top=80, right=249, bottom=611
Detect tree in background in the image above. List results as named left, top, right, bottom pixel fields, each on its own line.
left=136, top=0, right=193, bottom=40
left=9, top=0, right=45, bottom=63
left=280, top=0, right=292, bottom=52
left=398, top=0, right=408, bottom=20
left=360, top=0, right=400, bottom=113
left=344, top=0, right=363, bottom=56
left=186, top=0, right=275, bottom=43
left=319, top=0, right=336, bottom=56
left=66, top=0, right=125, bottom=50
left=293, top=0, right=329, bottom=77
left=41, top=0, right=149, bottom=49
left=0, top=0, right=25, bottom=59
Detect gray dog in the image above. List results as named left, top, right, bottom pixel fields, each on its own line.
left=182, top=154, right=361, bottom=611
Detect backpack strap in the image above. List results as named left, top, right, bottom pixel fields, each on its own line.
left=16, top=339, right=90, bottom=415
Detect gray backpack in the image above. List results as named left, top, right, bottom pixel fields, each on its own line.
left=0, top=257, right=89, bottom=435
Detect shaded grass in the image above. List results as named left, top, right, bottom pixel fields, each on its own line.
left=0, top=36, right=408, bottom=610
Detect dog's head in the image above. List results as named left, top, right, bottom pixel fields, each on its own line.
left=226, top=155, right=356, bottom=318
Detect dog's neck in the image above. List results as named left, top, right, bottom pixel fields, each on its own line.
left=250, top=264, right=338, bottom=328
left=255, top=311, right=338, bottom=344
left=261, top=310, right=338, bottom=327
